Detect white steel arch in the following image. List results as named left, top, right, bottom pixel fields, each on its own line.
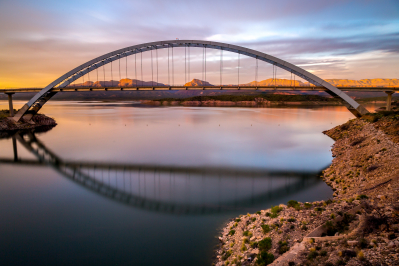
left=13, top=40, right=369, bottom=121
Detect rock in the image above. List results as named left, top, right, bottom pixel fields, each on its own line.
left=347, top=240, right=358, bottom=246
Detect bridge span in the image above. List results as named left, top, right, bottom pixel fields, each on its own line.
left=3, top=40, right=380, bottom=120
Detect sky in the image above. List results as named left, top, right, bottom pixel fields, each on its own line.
left=0, top=0, right=398, bottom=88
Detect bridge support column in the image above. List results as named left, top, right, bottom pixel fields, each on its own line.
left=12, top=136, right=18, bottom=161
left=385, top=91, right=394, bottom=111
left=6, top=93, right=15, bottom=117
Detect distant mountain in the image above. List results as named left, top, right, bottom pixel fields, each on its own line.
left=325, top=79, right=399, bottom=87
left=184, top=79, right=213, bottom=86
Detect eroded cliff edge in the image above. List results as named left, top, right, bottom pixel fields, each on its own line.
left=214, top=111, right=399, bottom=266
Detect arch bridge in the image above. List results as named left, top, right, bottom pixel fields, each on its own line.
left=12, top=40, right=370, bottom=121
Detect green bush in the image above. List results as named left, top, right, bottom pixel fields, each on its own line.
left=235, top=218, right=241, bottom=222
left=307, top=250, right=319, bottom=260
left=287, top=200, right=299, bottom=208
left=258, top=237, right=272, bottom=251
left=252, top=217, right=256, bottom=222
left=304, top=202, right=312, bottom=209
left=261, top=224, right=270, bottom=234
left=277, top=240, right=289, bottom=254
left=243, top=231, right=252, bottom=237
left=256, top=251, right=274, bottom=266
left=356, top=194, right=368, bottom=200
left=287, top=218, right=296, bottom=222
left=228, top=230, right=235, bottom=236
left=222, top=250, right=232, bottom=260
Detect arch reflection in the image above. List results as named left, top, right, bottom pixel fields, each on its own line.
left=1, top=132, right=325, bottom=215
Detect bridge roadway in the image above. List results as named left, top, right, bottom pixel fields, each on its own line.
left=1, top=85, right=398, bottom=93
left=2, top=86, right=397, bottom=116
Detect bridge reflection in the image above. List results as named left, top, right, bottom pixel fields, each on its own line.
left=1, top=132, right=325, bottom=215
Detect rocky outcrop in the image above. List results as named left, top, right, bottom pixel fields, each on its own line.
left=214, top=112, right=399, bottom=266
left=0, top=114, right=57, bottom=132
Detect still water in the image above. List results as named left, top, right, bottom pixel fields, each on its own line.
left=0, top=101, right=356, bottom=265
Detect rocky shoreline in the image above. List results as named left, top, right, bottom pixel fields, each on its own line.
left=214, top=111, right=399, bottom=266
left=0, top=111, right=57, bottom=137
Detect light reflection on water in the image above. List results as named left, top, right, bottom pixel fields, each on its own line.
left=0, top=101, right=366, bottom=265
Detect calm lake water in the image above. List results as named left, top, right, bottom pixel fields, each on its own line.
left=0, top=101, right=366, bottom=265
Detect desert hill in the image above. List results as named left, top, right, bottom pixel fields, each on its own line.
left=68, top=78, right=398, bottom=88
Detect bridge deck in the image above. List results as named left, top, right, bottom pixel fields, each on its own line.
left=1, top=86, right=398, bottom=94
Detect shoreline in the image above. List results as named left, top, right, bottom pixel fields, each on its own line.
left=0, top=111, right=57, bottom=135
left=214, top=111, right=399, bottom=266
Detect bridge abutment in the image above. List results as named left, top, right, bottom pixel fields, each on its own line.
left=385, top=91, right=394, bottom=111
left=5, top=93, right=15, bottom=117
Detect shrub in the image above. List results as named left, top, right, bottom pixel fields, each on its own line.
left=307, top=250, right=318, bottom=259
left=228, top=230, right=235, bottom=236
left=258, top=237, right=272, bottom=251
left=287, top=200, right=299, bottom=208
left=330, top=214, right=335, bottom=219
left=235, top=218, right=241, bottom=222
left=243, top=231, right=252, bottom=237
left=250, top=241, right=258, bottom=248
left=320, top=250, right=327, bottom=256
left=241, top=243, right=247, bottom=251
left=359, top=238, right=368, bottom=249
left=341, top=249, right=356, bottom=258
left=256, top=251, right=274, bottom=265
left=256, top=211, right=261, bottom=215
left=271, top=205, right=283, bottom=214
left=357, top=250, right=365, bottom=261
left=314, top=207, right=324, bottom=212
left=304, top=202, right=312, bottom=209
left=277, top=240, right=289, bottom=254
left=261, top=224, right=270, bottom=234
left=388, top=233, right=396, bottom=240
left=252, top=217, right=256, bottom=222
left=356, top=194, right=369, bottom=200
left=288, top=218, right=296, bottom=222
left=222, top=250, right=232, bottom=260
left=243, top=237, right=249, bottom=244
left=290, top=225, right=295, bottom=229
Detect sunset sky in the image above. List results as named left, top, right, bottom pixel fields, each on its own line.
left=0, top=0, right=398, bottom=88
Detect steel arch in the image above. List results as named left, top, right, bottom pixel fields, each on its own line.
left=13, top=40, right=369, bottom=121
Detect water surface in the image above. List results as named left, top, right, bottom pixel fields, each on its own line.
left=0, top=101, right=356, bottom=265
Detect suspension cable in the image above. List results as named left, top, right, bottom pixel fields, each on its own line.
left=126, top=54, right=127, bottom=80
left=103, top=62, right=105, bottom=86
left=185, top=45, right=187, bottom=85
left=88, top=66, right=90, bottom=86
left=111, top=60, right=113, bottom=87
left=255, top=57, right=258, bottom=87
left=202, top=46, right=204, bottom=81
left=220, top=48, right=222, bottom=86
left=168, top=45, right=170, bottom=86
left=151, top=48, right=154, bottom=86
left=97, top=67, right=98, bottom=86
left=156, top=46, right=158, bottom=85
left=140, top=49, right=144, bottom=86
left=238, top=52, right=240, bottom=86
left=205, top=46, right=207, bottom=82
left=119, top=55, right=121, bottom=84
left=172, top=45, right=174, bottom=86
left=188, top=45, right=190, bottom=82
left=135, top=51, right=137, bottom=85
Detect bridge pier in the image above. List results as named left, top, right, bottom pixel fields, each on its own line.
left=385, top=91, right=394, bottom=111
left=5, top=93, right=15, bottom=117
left=12, top=136, right=18, bottom=161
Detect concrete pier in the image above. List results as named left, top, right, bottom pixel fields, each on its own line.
left=385, top=91, right=394, bottom=111
left=6, top=93, right=15, bottom=117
